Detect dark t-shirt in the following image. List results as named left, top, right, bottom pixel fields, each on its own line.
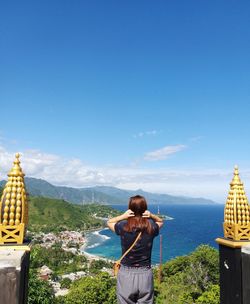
left=114, top=219, right=159, bottom=267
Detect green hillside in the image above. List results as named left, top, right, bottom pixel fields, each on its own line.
left=28, top=197, right=120, bottom=233
left=155, top=245, right=219, bottom=303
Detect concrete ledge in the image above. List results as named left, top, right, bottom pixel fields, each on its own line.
left=0, top=240, right=31, bottom=252
left=216, top=237, right=250, bottom=248
left=0, top=248, right=30, bottom=304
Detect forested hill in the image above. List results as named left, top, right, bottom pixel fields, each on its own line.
left=0, top=177, right=217, bottom=205
left=28, top=197, right=120, bottom=233
left=0, top=185, right=119, bottom=232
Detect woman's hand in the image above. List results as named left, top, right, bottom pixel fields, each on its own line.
left=143, top=211, right=164, bottom=229
left=142, top=210, right=151, bottom=218
left=107, top=209, right=134, bottom=232
left=122, top=209, right=135, bottom=220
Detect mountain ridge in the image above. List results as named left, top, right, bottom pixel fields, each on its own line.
left=0, top=177, right=218, bottom=205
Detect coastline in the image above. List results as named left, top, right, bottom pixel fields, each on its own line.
left=81, top=227, right=115, bottom=262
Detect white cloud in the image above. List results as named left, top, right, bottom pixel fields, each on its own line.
left=1, top=144, right=249, bottom=202
left=133, top=130, right=159, bottom=139
left=0, top=147, right=105, bottom=187
left=144, top=145, right=187, bottom=161
left=145, top=130, right=158, bottom=136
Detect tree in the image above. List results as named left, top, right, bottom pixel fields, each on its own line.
left=60, top=278, right=72, bottom=289
left=196, top=285, right=220, bottom=304
left=155, top=245, right=219, bottom=304
left=89, top=259, right=113, bottom=274
left=54, top=296, right=66, bottom=304
left=30, top=244, right=87, bottom=275
left=65, top=272, right=116, bottom=304
left=28, top=270, right=55, bottom=304
left=185, top=245, right=219, bottom=292
left=162, top=255, right=190, bottom=278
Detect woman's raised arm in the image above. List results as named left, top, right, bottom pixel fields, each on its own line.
left=107, top=209, right=134, bottom=232
left=142, top=210, right=164, bottom=229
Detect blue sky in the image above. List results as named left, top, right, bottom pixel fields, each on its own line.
left=0, top=1, right=250, bottom=201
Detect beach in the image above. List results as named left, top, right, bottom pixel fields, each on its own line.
left=81, top=228, right=115, bottom=262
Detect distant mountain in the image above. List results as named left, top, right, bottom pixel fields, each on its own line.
left=0, top=177, right=217, bottom=205
left=0, top=178, right=119, bottom=204
left=92, top=186, right=217, bottom=205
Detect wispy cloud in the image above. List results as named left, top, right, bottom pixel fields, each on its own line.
left=0, top=144, right=248, bottom=202
left=189, top=136, right=204, bottom=142
left=144, top=145, right=187, bottom=161
left=133, top=130, right=160, bottom=139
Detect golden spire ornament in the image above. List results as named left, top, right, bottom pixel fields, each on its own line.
left=223, top=166, right=250, bottom=241
left=0, top=153, right=28, bottom=244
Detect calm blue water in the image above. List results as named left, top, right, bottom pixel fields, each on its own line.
left=84, top=204, right=224, bottom=264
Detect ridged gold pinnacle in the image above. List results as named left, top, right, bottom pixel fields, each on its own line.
left=8, top=153, right=25, bottom=178
left=0, top=153, right=28, bottom=244
left=230, top=165, right=241, bottom=186
left=223, top=166, right=250, bottom=241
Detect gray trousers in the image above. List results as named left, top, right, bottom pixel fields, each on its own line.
left=117, top=265, right=154, bottom=304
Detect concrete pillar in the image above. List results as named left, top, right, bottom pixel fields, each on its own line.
left=216, top=238, right=250, bottom=304
left=218, top=243, right=242, bottom=304
left=0, top=247, right=30, bottom=304
left=241, top=245, right=250, bottom=304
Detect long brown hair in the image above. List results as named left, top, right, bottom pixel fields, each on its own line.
left=123, top=195, right=154, bottom=235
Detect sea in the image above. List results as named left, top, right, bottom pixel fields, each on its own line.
left=83, top=204, right=224, bottom=264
